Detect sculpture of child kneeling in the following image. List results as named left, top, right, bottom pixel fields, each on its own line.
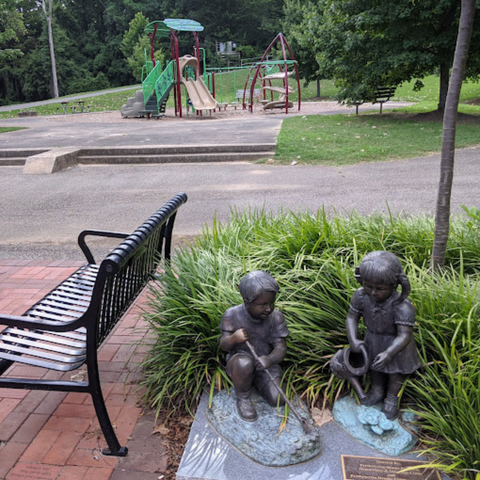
left=346, top=251, right=421, bottom=420
left=220, top=271, right=289, bottom=422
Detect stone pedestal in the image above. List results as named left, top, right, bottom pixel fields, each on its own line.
left=206, top=389, right=321, bottom=466
left=176, top=393, right=447, bottom=480
left=332, top=396, right=417, bottom=456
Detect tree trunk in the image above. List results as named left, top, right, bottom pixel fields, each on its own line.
left=42, top=0, right=59, bottom=98
left=316, top=78, right=321, bottom=98
left=431, top=0, right=476, bottom=270
left=437, top=63, right=449, bottom=113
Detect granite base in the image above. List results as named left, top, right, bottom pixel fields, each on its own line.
left=176, top=393, right=450, bottom=480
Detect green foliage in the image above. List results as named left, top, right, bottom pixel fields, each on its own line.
left=1, top=0, right=289, bottom=104
left=286, top=0, right=480, bottom=108
left=127, top=37, right=149, bottom=83
left=142, top=208, right=480, bottom=476
left=460, top=205, right=480, bottom=234
left=156, top=0, right=284, bottom=64
left=121, top=12, right=149, bottom=58
left=282, top=0, right=324, bottom=85
left=407, top=264, right=480, bottom=478
left=0, top=0, right=26, bottom=65
left=120, top=12, right=166, bottom=82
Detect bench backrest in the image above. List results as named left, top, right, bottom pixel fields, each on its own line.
left=89, top=192, right=187, bottom=346
left=374, top=86, right=396, bottom=101
left=236, top=89, right=260, bottom=100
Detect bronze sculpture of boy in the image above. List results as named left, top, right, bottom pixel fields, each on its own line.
left=220, top=271, right=288, bottom=422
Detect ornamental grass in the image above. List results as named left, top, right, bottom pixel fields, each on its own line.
left=141, top=208, right=480, bottom=479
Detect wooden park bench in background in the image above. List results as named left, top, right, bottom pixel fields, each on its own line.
left=354, top=86, right=397, bottom=114
left=233, top=88, right=261, bottom=109
left=0, top=192, right=188, bottom=457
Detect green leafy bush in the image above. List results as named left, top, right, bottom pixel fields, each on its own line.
left=141, top=208, right=480, bottom=478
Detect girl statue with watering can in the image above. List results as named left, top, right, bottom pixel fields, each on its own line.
left=331, top=251, right=421, bottom=420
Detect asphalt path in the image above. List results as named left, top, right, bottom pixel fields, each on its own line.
left=0, top=114, right=284, bottom=148
left=1, top=147, right=479, bottom=260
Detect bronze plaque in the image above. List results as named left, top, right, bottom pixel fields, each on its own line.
left=342, top=455, right=441, bottom=480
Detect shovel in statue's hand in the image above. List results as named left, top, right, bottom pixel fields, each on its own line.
left=245, top=340, right=317, bottom=436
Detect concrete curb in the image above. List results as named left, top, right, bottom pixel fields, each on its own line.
left=23, top=148, right=80, bottom=174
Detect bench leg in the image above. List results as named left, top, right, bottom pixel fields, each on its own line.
left=89, top=370, right=128, bottom=456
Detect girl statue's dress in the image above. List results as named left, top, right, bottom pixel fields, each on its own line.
left=349, top=288, right=421, bottom=375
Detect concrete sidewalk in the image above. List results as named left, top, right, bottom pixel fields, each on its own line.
left=1, top=146, right=479, bottom=260
left=0, top=260, right=168, bottom=480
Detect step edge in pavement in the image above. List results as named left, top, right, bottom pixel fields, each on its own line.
left=78, top=152, right=276, bottom=164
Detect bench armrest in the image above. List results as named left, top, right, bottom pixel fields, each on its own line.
left=0, top=313, right=82, bottom=333
left=78, top=229, right=130, bottom=264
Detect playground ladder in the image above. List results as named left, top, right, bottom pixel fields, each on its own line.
left=142, top=60, right=176, bottom=116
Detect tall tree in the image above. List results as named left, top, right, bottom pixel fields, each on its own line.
left=288, top=0, right=480, bottom=111
left=431, top=0, right=476, bottom=270
left=40, top=0, right=59, bottom=97
left=0, top=0, right=26, bottom=65
left=283, top=0, right=325, bottom=97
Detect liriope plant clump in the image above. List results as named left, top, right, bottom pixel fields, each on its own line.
left=140, top=207, right=480, bottom=478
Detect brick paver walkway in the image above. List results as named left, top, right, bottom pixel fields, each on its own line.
left=0, top=260, right=168, bottom=480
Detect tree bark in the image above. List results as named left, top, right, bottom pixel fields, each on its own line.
left=431, top=0, right=476, bottom=270
left=316, top=78, right=321, bottom=98
left=42, top=0, right=59, bottom=98
left=437, top=63, right=449, bottom=113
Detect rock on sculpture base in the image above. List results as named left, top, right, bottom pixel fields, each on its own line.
left=206, top=389, right=321, bottom=466
left=332, top=396, right=417, bottom=456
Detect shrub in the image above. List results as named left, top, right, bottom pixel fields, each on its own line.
left=141, top=208, right=480, bottom=478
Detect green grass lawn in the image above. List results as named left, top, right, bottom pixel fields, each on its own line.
left=0, top=87, right=141, bottom=119
left=274, top=75, right=480, bottom=166
left=274, top=112, right=480, bottom=165
left=0, top=127, right=24, bottom=133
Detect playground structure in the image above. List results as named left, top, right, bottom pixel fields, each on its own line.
left=242, top=33, right=300, bottom=114
left=121, top=24, right=300, bottom=119
left=122, top=18, right=218, bottom=118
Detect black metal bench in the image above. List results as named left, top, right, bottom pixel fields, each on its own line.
left=354, top=86, right=397, bottom=114
left=0, top=192, right=187, bottom=457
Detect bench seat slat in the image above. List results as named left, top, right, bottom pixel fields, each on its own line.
left=48, top=292, right=91, bottom=307
left=0, top=351, right=85, bottom=371
left=60, top=281, right=94, bottom=293
left=12, top=329, right=86, bottom=347
left=25, top=310, right=83, bottom=323
left=48, top=285, right=92, bottom=298
left=27, top=304, right=84, bottom=319
left=67, top=273, right=96, bottom=283
left=64, top=276, right=96, bottom=287
left=36, top=299, right=89, bottom=314
left=0, top=335, right=86, bottom=355
left=0, top=342, right=85, bottom=363
left=71, top=267, right=98, bottom=278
